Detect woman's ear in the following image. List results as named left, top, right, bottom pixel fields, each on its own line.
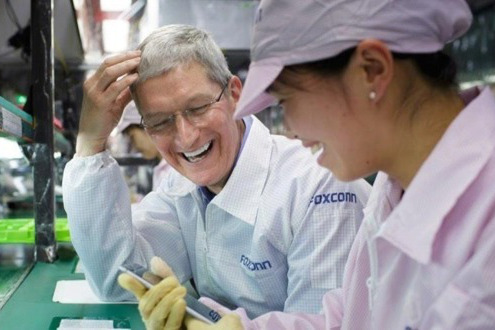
left=355, top=39, right=394, bottom=102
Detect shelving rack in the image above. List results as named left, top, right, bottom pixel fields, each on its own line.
left=0, top=96, right=33, bottom=142
left=0, top=0, right=83, bottom=264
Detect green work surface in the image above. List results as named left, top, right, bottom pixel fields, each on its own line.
left=0, top=264, right=31, bottom=309
left=0, top=258, right=145, bottom=330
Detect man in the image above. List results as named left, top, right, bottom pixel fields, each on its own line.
left=62, top=24, right=370, bottom=319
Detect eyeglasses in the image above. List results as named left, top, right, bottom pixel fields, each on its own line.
left=140, top=84, right=227, bottom=136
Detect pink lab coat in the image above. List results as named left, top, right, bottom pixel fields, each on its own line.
left=209, top=87, right=495, bottom=329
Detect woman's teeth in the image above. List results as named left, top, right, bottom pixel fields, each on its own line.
left=183, top=141, right=212, bottom=162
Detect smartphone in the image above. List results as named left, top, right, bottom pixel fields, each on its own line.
left=118, top=264, right=221, bottom=324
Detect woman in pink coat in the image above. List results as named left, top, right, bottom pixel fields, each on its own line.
left=119, top=0, right=495, bottom=328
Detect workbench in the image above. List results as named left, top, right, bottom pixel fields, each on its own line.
left=0, top=253, right=145, bottom=330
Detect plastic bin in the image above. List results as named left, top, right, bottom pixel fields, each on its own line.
left=0, top=218, right=70, bottom=244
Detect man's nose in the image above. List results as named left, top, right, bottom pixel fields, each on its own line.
left=174, top=114, right=199, bottom=149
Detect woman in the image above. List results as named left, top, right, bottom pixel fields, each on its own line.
left=120, top=0, right=495, bottom=328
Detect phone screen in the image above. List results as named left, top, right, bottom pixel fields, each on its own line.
left=118, top=263, right=221, bottom=324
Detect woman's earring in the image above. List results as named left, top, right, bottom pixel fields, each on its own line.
left=369, top=91, right=377, bottom=100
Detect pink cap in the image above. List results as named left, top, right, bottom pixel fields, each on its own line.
left=235, top=0, right=472, bottom=119
left=116, top=101, right=142, bottom=134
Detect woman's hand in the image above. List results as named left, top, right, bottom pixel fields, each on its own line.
left=184, top=313, right=243, bottom=330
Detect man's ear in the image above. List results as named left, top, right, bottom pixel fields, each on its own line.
left=229, top=76, right=243, bottom=103
left=355, top=39, right=394, bottom=102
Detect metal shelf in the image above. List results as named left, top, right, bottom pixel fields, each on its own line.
left=0, top=96, right=33, bottom=142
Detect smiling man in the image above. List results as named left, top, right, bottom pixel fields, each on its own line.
left=62, top=25, right=371, bottom=319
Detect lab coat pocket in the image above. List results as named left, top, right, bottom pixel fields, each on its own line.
left=421, top=283, right=495, bottom=329
left=252, top=261, right=288, bottom=308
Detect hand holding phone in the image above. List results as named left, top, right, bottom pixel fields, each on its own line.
left=118, top=264, right=221, bottom=324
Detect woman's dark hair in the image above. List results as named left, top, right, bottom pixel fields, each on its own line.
left=393, top=51, right=458, bottom=88
left=285, top=47, right=458, bottom=89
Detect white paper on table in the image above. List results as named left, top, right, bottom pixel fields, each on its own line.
left=57, top=319, right=115, bottom=329
left=52, top=280, right=136, bottom=304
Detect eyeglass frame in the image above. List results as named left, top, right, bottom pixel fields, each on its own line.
left=140, top=84, right=228, bottom=135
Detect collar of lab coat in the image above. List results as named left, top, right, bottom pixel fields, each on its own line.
left=209, top=116, right=271, bottom=225
left=165, top=116, right=271, bottom=226
left=373, top=87, right=495, bottom=264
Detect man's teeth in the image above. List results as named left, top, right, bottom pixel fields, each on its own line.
left=310, top=142, right=323, bottom=154
left=183, top=141, right=211, bottom=160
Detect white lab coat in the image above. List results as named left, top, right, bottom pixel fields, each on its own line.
left=62, top=116, right=371, bottom=318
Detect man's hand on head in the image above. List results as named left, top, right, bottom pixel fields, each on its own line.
left=76, top=51, right=141, bottom=157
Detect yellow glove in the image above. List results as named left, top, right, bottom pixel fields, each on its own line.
left=185, top=313, right=243, bottom=330
left=118, top=257, right=244, bottom=330
left=118, top=257, right=187, bottom=330
left=143, top=256, right=177, bottom=285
